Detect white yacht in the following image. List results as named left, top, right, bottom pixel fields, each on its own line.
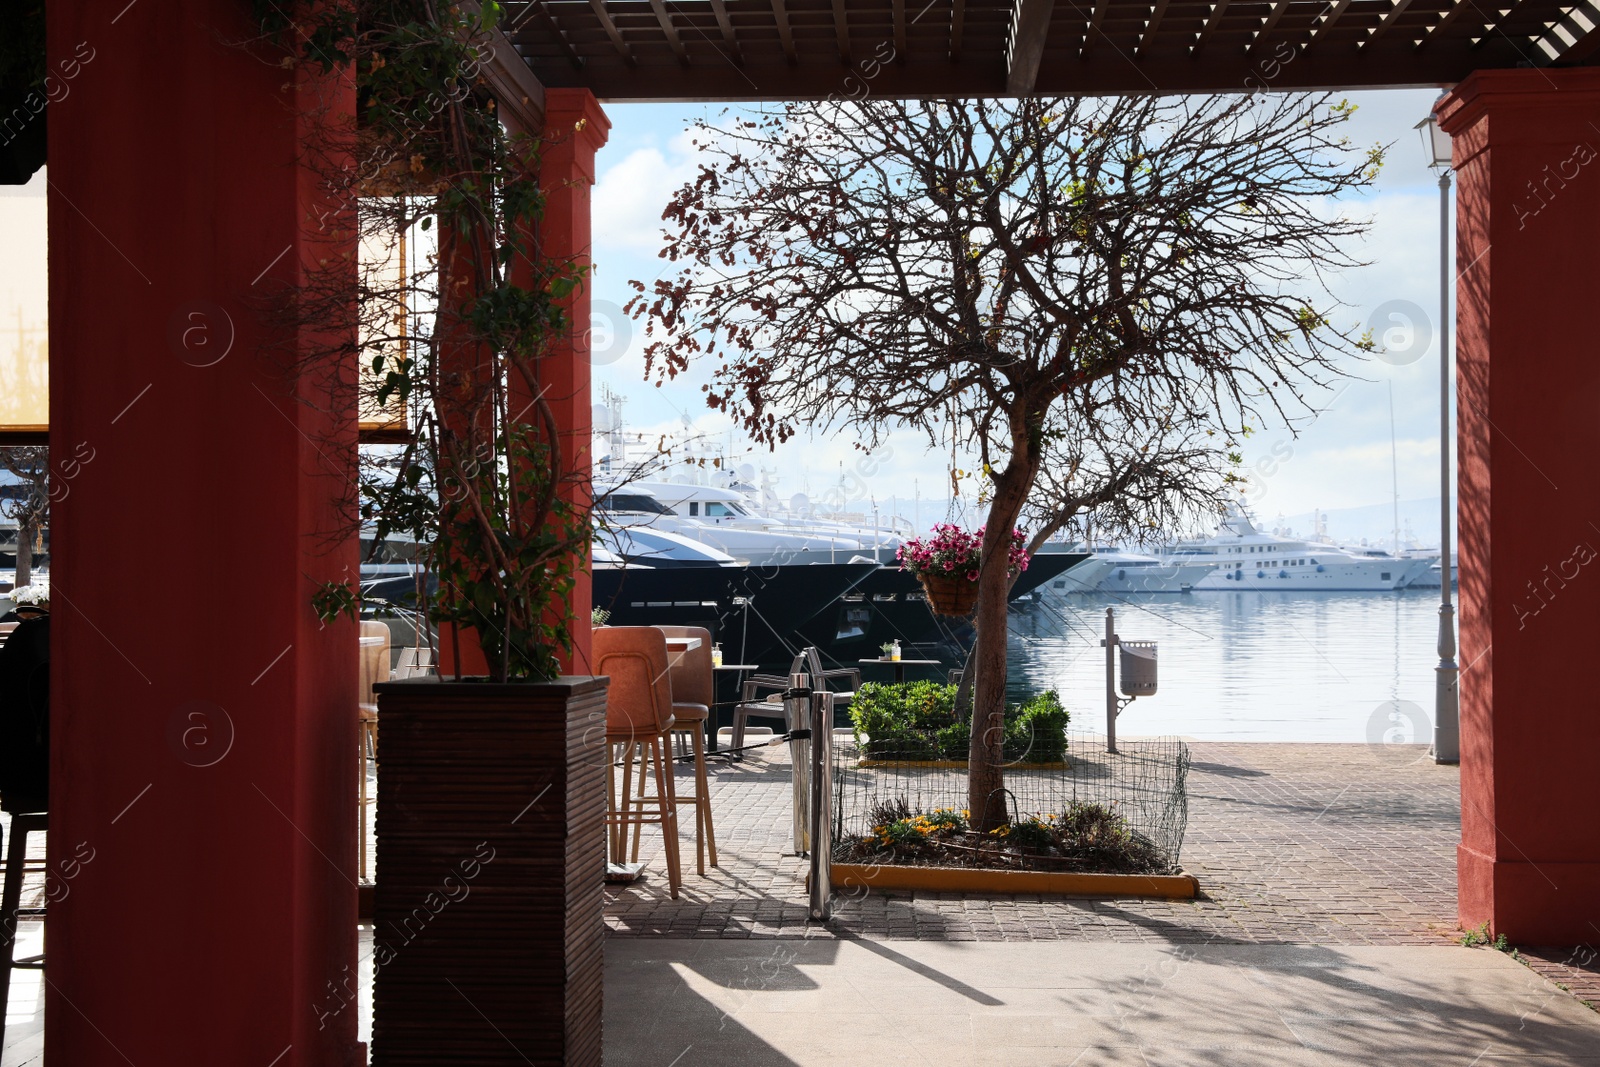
left=1086, top=549, right=1214, bottom=594
left=1402, top=551, right=1458, bottom=589
left=1161, top=508, right=1437, bottom=591
left=1018, top=542, right=1107, bottom=601
left=596, top=481, right=882, bottom=566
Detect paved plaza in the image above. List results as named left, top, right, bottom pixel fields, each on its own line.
left=605, top=939, right=1600, bottom=1066
left=606, top=740, right=1463, bottom=945
left=4, top=739, right=1595, bottom=1065
left=605, top=738, right=1600, bottom=1014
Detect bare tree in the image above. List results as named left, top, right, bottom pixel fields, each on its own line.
left=630, top=94, right=1381, bottom=829
left=0, top=446, right=47, bottom=587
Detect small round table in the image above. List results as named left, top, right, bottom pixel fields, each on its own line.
left=858, top=657, right=943, bottom=685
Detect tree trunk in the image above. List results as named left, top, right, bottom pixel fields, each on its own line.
left=966, top=469, right=1034, bottom=833
left=14, top=517, right=33, bottom=588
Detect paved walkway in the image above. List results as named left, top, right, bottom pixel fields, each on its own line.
left=606, top=940, right=1600, bottom=1066
left=606, top=738, right=1600, bottom=1015
left=606, top=740, right=1461, bottom=945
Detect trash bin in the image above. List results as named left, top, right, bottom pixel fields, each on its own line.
left=1119, top=640, right=1158, bottom=697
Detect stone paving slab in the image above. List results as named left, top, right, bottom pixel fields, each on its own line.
left=604, top=940, right=1600, bottom=1067
left=606, top=741, right=1462, bottom=946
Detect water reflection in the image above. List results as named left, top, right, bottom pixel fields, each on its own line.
left=1007, top=589, right=1446, bottom=743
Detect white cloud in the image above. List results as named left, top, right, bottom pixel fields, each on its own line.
left=592, top=128, right=704, bottom=257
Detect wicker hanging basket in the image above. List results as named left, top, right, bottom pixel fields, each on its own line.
left=918, top=573, right=980, bottom=617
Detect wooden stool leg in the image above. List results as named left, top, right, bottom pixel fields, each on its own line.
left=606, top=742, right=618, bottom=864
left=691, top=727, right=717, bottom=870
left=630, top=739, right=648, bottom=862
left=0, top=818, right=9, bottom=1027
left=650, top=737, right=682, bottom=898
left=0, top=815, right=33, bottom=1026
left=358, top=737, right=369, bottom=882
left=616, top=741, right=637, bottom=864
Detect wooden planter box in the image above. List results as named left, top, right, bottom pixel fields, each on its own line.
left=830, top=862, right=1198, bottom=899
left=372, top=677, right=608, bottom=1067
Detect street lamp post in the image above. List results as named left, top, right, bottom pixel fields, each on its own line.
left=1417, top=105, right=1459, bottom=764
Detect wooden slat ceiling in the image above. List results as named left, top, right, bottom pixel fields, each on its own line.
left=504, top=0, right=1600, bottom=99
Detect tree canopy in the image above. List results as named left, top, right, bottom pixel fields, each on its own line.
left=630, top=93, right=1384, bottom=828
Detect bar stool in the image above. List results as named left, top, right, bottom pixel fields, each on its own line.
left=652, top=625, right=718, bottom=874
left=0, top=809, right=45, bottom=1024
left=357, top=622, right=391, bottom=883
left=594, top=627, right=682, bottom=899
left=0, top=615, right=49, bottom=1033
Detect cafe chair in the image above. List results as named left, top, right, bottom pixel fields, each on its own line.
left=652, top=626, right=718, bottom=874
left=594, top=627, right=683, bottom=899
left=731, top=646, right=863, bottom=752
left=804, top=646, right=861, bottom=709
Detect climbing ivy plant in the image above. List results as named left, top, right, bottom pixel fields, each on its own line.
left=258, top=0, right=588, bottom=682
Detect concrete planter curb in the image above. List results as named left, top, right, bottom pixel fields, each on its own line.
left=830, top=862, right=1198, bottom=899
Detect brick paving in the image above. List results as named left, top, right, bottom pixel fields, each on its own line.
left=1520, top=946, right=1600, bottom=1014
left=605, top=739, right=1465, bottom=945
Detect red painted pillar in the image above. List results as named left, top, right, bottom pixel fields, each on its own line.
left=433, top=224, right=493, bottom=681
left=1441, top=69, right=1600, bottom=944
left=526, top=90, right=610, bottom=674
left=46, top=5, right=360, bottom=1065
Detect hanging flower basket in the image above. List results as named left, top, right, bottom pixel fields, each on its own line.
left=919, top=573, right=981, bottom=617
left=898, top=523, right=1030, bottom=617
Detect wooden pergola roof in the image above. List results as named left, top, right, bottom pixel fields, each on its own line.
left=504, top=0, right=1600, bottom=99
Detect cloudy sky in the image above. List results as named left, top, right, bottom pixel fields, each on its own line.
left=587, top=89, right=1455, bottom=546
left=1, top=88, right=1454, bottom=545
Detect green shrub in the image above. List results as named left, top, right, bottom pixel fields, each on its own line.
left=850, top=681, right=960, bottom=759
left=849, top=682, right=1069, bottom=762
left=1003, top=690, right=1069, bottom=763
left=1052, top=801, right=1167, bottom=873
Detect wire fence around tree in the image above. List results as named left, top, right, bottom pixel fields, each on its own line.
left=831, top=732, right=1191, bottom=871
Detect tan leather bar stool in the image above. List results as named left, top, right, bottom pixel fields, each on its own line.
left=653, top=625, right=718, bottom=875
left=594, top=627, right=683, bottom=899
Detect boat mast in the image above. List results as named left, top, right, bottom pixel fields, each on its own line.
left=1388, top=380, right=1401, bottom=556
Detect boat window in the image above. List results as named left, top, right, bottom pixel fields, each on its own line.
left=596, top=493, right=672, bottom=515
left=1310, top=558, right=1319, bottom=564
left=688, top=502, right=699, bottom=516
left=706, top=503, right=733, bottom=517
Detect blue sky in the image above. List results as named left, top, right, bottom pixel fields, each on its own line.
left=587, top=89, right=1455, bottom=545
left=0, top=89, right=1455, bottom=545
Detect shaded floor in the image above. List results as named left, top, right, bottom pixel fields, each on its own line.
left=605, top=940, right=1600, bottom=1066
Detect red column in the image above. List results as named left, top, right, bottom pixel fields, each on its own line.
left=46, top=5, right=360, bottom=1065
left=524, top=90, right=610, bottom=674
left=433, top=224, right=493, bottom=680
left=1441, top=69, right=1600, bottom=944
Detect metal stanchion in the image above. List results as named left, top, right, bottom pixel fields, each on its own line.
left=785, top=672, right=812, bottom=854
left=809, top=691, right=833, bottom=922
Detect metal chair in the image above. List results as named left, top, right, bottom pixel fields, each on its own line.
left=594, top=627, right=683, bottom=898
left=730, top=647, right=860, bottom=750
left=804, top=647, right=861, bottom=708
left=652, top=625, right=718, bottom=874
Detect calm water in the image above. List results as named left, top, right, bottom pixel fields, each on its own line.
left=1006, top=589, right=1450, bottom=743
